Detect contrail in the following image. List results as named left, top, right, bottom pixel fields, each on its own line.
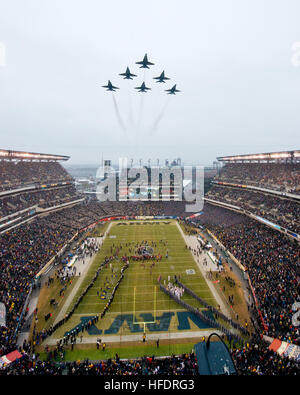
left=112, top=93, right=127, bottom=132
left=137, top=92, right=144, bottom=128
left=150, top=96, right=171, bottom=134
left=137, top=69, right=148, bottom=130
left=127, top=80, right=135, bottom=127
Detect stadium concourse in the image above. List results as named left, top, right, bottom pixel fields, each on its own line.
left=0, top=149, right=299, bottom=375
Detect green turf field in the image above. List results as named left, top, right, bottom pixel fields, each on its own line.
left=52, top=220, right=218, bottom=340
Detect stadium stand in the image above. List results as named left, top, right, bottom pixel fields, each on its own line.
left=215, top=162, right=300, bottom=195
left=230, top=335, right=299, bottom=375
left=0, top=352, right=199, bottom=375
left=0, top=185, right=80, bottom=218
left=192, top=203, right=300, bottom=344
left=206, top=185, right=300, bottom=233
left=0, top=149, right=300, bottom=375
left=0, top=160, right=73, bottom=192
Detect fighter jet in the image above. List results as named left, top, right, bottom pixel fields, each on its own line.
left=153, top=71, right=170, bottom=83
left=165, top=84, right=181, bottom=95
left=119, top=67, right=137, bottom=80
left=136, top=53, right=155, bottom=69
left=102, top=80, right=119, bottom=92
left=134, top=82, right=151, bottom=92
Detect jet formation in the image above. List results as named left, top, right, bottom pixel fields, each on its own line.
left=153, top=70, right=170, bottom=83
left=102, top=54, right=181, bottom=95
left=134, top=82, right=151, bottom=93
left=119, top=67, right=137, bottom=80
left=135, top=53, right=155, bottom=69
left=165, top=85, right=181, bottom=95
left=102, top=80, right=119, bottom=92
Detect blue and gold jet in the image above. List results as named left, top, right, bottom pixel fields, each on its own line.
left=134, top=82, right=151, bottom=93
left=119, top=67, right=137, bottom=80
left=136, top=53, right=155, bottom=69
left=102, top=80, right=119, bottom=92
left=153, top=71, right=170, bottom=83
left=165, top=84, right=181, bottom=95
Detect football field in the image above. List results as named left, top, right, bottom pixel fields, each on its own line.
left=52, top=220, right=218, bottom=340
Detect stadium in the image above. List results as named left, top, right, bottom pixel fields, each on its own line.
left=1, top=2, right=300, bottom=380
left=0, top=148, right=299, bottom=376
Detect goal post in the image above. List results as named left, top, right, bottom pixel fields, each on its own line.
left=133, top=286, right=157, bottom=330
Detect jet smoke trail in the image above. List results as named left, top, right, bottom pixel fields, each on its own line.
left=150, top=96, right=171, bottom=134
left=127, top=80, right=135, bottom=127
left=137, top=92, right=144, bottom=128
left=112, top=93, right=127, bottom=132
left=137, top=69, right=148, bottom=131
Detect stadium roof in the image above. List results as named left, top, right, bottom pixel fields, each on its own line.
left=0, top=149, right=70, bottom=161
left=217, top=150, right=300, bottom=163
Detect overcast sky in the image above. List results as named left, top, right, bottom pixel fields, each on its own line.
left=0, top=0, right=300, bottom=165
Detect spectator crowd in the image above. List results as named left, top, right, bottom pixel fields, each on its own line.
left=216, top=162, right=300, bottom=195
left=206, top=185, right=300, bottom=233
left=0, top=160, right=73, bottom=192
left=193, top=203, right=300, bottom=344
left=0, top=160, right=299, bottom=375
left=0, top=352, right=199, bottom=375
left=0, top=185, right=80, bottom=219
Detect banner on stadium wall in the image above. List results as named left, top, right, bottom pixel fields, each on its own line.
left=0, top=303, right=6, bottom=327
left=0, top=350, right=23, bottom=368
left=94, top=215, right=125, bottom=223
left=255, top=216, right=300, bottom=239
left=153, top=215, right=177, bottom=219
left=255, top=216, right=281, bottom=231
left=286, top=229, right=300, bottom=240
left=186, top=212, right=203, bottom=219
left=99, top=217, right=111, bottom=222
left=269, top=339, right=300, bottom=362
left=80, top=216, right=128, bottom=231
